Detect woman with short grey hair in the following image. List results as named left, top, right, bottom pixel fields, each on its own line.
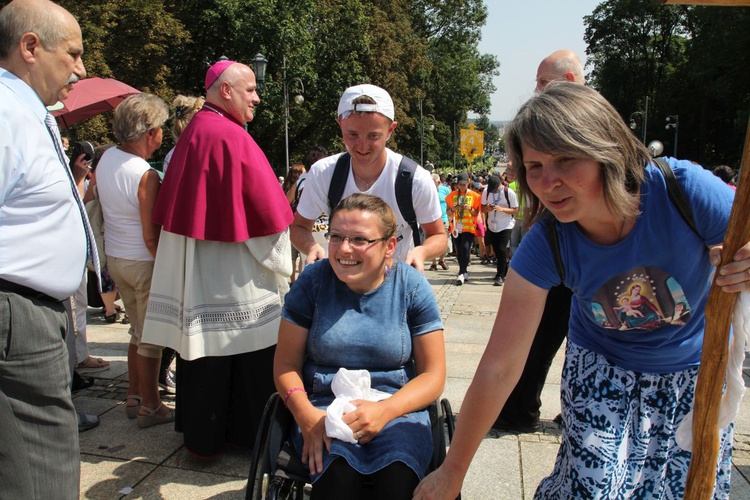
left=96, top=93, right=173, bottom=428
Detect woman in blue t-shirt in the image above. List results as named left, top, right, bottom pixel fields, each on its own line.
left=276, top=193, right=446, bottom=499
left=415, top=83, right=750, bottom=499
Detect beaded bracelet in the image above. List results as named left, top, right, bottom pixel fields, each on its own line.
left=283, top=387, right=307, bottom=407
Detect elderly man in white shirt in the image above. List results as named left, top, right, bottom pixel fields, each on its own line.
left=0, top=1, right=92, bottom=498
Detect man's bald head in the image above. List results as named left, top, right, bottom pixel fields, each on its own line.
left=206, top=62, right=260, bottom=124
left=0, top=0, right=85, bottom=106
left=0, top=0, right=77, bottom=59
left=535, top=49, right=584, bottom=93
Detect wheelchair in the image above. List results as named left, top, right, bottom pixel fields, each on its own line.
left=245, top=393, right=458, bottom=500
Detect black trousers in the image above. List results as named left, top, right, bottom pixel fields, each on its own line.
left=312, top=458, right=419, bottom=500
left=456, top=232, right=474, bottom=275
left=175, top=345, right=276, bottom=457
left=499, top=285, right=572, bottom=425
left=485, top=228, right=512, bottom=279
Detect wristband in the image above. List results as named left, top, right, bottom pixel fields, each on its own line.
left=283, top=387, right=307, bottom=406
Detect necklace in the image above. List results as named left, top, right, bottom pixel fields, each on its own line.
left=203, top=103, right=224, bottom=117
left=353, top=170, right=375, bottom=191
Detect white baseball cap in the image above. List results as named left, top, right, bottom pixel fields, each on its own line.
left=337, top=84, right=395, bottom=120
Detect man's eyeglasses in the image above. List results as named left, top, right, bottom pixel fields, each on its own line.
left=324, top=233, right=387, bottom=248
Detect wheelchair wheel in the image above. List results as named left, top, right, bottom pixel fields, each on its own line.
left=247, top=394, right=281, bottom=500
left=441, top=398, right=456, bottom=444
left=246, top=393, right=308, bottom=500
left=434, top=398, right=460, bottom=500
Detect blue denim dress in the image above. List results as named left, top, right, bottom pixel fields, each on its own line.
left=282, top=261, right=443, bottom=482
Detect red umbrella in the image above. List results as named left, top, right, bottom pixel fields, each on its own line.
left=51, top=77, right=141, bottom=129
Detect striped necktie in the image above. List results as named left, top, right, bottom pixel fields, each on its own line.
left=44, top=112, right=102, bottom=290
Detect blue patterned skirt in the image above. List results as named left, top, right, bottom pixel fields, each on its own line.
left=535, top=341, right=733, bottom=499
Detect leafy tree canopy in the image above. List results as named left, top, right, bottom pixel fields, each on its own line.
left=49, top=0, right=498, bottom=174
left=585, top=0, right=749, bottom=168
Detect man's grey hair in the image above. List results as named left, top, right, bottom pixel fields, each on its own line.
left=0, top=1, right=67, bottom=59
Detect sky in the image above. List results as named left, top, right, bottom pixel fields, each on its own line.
left=477, top=1, right=602, bottom=121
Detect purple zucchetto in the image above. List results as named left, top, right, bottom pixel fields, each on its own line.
left=205, top=60, right=237, bottom=90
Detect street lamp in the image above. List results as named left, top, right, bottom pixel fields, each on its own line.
left=282, top=56, right=304, bottom=176
left=647, top=140, right=664, bottom=157
left=629, top=111, right=645, bottom=143
left=251, top=53, right=268, bottom=90
left=665, top=115, right=679, bottom=157
left=419, top=100, right=435, bottom=167
left=628, top=96, right=649, bottom=143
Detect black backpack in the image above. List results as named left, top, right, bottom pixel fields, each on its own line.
left=546, top=157, right=697, bottom=284
left=327, top=152, right=422, bottom=247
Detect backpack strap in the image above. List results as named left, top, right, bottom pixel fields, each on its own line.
left=327, top=153, right=351, bottom=213
left=395, top=156, right=422, bottom=247
left=503, top=185, right=510, bottom=207
left=652, top=157, right=699, bottom=236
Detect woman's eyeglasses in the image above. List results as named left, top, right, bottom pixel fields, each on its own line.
left=324, top=233, right=387, bottom=248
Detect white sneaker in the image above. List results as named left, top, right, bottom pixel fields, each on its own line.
left=455, top=274, right=465, bottom=286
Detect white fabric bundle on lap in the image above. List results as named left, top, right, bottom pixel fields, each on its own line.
left=325, top=368, right=392, bottom=444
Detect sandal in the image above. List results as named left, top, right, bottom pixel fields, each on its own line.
left=137, top=403, right=175, bottom=429
left=102, top=305, right=123, bottom=315
left=105, top=312, right=120, bottom=323
left=439, top=260, right=449, bottom=270
left=125, top=395, right=142, bottom=419
left=428, top=263, right=438, bottom=271
left=76, top=356, right=110, bottom=373
left=121, top=314, right=130, bottom=325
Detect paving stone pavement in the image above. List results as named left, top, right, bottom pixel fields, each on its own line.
left=75, top=255, right=750, bottom=499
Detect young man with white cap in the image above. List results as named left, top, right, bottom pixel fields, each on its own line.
left=290, top=84, right=445, bottom=270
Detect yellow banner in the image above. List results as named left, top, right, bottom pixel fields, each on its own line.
left=460, top=124, right=484, bottom=161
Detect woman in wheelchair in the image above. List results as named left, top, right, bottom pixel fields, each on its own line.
left=274, top=193, right=446, bottom=499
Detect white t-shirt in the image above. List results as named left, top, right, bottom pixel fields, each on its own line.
left=296, top=149, right=441, bottom=262
left=481, top=185, right=518, bottom=233
left=96, top=147, right=155, bottom=261
left=162, top=146, right=175, bottom=174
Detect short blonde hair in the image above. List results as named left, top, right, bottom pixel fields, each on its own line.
left=171, top=95, right=204, bottom=142
left=113, top=94, right=169, bottom=144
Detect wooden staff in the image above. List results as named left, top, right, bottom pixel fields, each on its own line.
left=685, top=117, right=750, bottom=499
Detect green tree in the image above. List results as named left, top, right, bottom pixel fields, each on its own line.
left=413, top=0, right=499, bottom=168
left=475, top=114, right=499, bottom=156
left=59, top=0, right=189, bottom=153
left=674, top=6, right=750, bottom=166
left=584, top=0, right=688, bottom=146
left=585, top=0, right=750, bottom=167
left=51, top=0, right=499, bottom=173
